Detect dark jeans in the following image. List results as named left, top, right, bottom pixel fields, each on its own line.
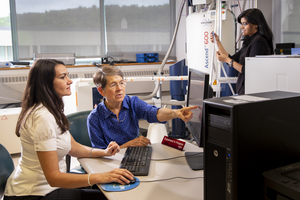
left=4, top=187, right=107, bottom=200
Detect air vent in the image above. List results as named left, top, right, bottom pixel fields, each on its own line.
left=84, top=73, right=94, bottom=78
left=0, top=76, right=28, bottom=83
left=69, top=74, right=78, bottom=79
left=123, top=69, right=169, bottom=77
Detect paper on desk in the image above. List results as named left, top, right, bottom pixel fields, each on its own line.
left=224, top=95, right=270, bottom=104
left=233, top=95, right=270, bottom=101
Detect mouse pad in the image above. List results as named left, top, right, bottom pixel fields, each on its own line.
left=100, top=177, right=140, bottom=192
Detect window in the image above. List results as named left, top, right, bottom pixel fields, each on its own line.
left=12, top=0, right=175, bottom=62
left=273, top=0, right=300, bottom=48
left=15, top=0, right=102, bottom=60
left=104, top=0, right=173, bottom=56
left=0, top=0, right=12, bottom=61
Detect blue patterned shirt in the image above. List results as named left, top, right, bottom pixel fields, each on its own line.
left=87, top=95, right=165, bottom=149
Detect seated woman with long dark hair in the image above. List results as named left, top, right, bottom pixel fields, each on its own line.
left=4, top=59, right=133, bottom=200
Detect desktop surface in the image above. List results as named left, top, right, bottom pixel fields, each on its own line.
left=78, top=124, right=203, bottom=200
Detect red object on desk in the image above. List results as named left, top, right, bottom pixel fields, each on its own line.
left=161, top=136, right=185, bottom=151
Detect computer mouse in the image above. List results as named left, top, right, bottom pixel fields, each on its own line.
left=127, top=177, right=136, bottom=185
left=127, top=177, right=136, bottom=184
left=111, top=177, right=136, bottom=185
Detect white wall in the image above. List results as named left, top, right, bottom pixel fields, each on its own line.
left=258, top=0, right=273, bottom=29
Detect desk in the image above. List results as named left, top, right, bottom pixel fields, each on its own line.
left=78, top=124, right=204, bottom=200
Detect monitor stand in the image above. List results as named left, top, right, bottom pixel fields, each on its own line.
left=185, top=152, right=203, bottom=170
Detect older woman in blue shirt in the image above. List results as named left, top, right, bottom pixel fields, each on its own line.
left=87, top=65, right=197, bottom=149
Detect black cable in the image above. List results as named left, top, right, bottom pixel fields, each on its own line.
left=151, top=152, right=203, bottom=161
left=92, top=62, right=101, bottom=68
left=106, top=56, right=114, bottom=66
left=2, top=102, right=22, bottom=109
left=139, top=176, right=203, bottom=183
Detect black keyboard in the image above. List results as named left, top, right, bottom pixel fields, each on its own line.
left=119, top=146, right=152, bottom=176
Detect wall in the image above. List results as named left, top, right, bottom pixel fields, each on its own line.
left=258, top=0, right=273, bottom=29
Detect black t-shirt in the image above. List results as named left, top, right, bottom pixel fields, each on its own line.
left=229, top=32, right=272, bottom=95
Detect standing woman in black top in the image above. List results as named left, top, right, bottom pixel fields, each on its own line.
left=210, top=8, right=274, bottom=95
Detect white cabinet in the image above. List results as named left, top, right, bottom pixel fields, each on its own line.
left=245, top=56, right=300, bottom=94
left=0, top=107, right=21, bottom=154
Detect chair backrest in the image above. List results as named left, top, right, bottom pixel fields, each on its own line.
left=66, top=110, right=92, bottom=147
left=0, top=143, right=15, bottom=199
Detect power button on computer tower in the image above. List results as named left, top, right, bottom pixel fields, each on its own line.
left=213, top=150, right=218, bottom=157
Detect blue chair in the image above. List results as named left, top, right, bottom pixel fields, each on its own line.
left=0, top=144, right=15, bottom=199
left=66, top=110, right=92, bottom=173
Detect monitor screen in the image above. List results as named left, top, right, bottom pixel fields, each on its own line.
left=184, top=68, right=212, bottom=170
left=186, top=68, right=212, bottom=147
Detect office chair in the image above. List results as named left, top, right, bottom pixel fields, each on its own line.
left=0, top=144, right=15, bottom=199
left=66, top=110, right=92, bottom=173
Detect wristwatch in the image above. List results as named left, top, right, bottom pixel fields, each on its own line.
left=228, top=59, right=234, bottom=67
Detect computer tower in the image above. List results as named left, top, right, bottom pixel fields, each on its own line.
left=203, top=91, right=300, bottom=200
left=263, top=161, right=300, bottom=200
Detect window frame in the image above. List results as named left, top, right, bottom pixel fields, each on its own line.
left=9, top=0, right=176, bottom=62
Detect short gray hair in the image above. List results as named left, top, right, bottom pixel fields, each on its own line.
left=93, top=65, right=124, bottom=88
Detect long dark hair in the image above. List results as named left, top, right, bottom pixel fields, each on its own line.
left=238, top=8, right=274, bottom=53
left=16, top=59, right=69, bottom=136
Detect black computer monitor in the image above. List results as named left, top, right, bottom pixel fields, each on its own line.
left=185, top=67, right=213, bottom=170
